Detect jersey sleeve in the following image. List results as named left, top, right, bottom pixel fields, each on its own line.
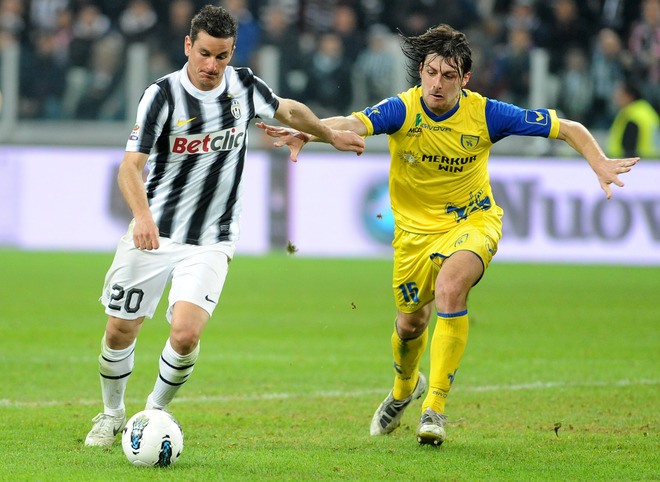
left=252, top=72, right=279, bottom=118
left=126, top=82, right=169, bottom=154
left=485, top=98, right=560, bottom=143
left=352, top=96, right=407, bottom=136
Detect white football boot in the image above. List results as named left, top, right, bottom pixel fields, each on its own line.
left=370, top=372, right=427, bottom=436
left=416, top=407, right=448, bottom=446
left=84, top=410, right=126, bottom=447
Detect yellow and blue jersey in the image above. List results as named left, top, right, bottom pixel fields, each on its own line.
left=353, top=87, right=560, bottom=234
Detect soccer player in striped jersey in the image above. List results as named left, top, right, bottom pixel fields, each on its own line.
left=258, top=24, right=639, bottom=446
left=84, top=5, right=364, bottom=447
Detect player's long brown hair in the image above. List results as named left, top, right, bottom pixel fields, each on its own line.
left=400, top=24, right=472, bottom=85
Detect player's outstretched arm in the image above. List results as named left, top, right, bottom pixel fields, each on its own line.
left=258, top=113, right=367, bottom=162
left=556, top=118, right=640, bottom=199
left=273, top=98, right=365, bottom=158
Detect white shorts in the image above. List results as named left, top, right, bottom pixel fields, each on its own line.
left=101, top=225, right=235, bottom=321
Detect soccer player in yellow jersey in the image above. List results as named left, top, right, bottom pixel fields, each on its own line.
left=258, top=24, right=639, bottom=446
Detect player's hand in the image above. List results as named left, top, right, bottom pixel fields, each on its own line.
left=133, top=218, right=160, bottom=250
left=256, top=122, right=310, bottom=162
left=594, top=156, right=639, bottom=199
left=328, top=129, right=365, bottom=156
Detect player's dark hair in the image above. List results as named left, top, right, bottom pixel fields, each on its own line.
left=400, top=24, right=472, bottom=85
left=621, top=80, right=642, bottom=101
left=190, top=5, right=238, bottom=45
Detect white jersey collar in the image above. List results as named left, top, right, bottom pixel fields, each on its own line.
left=180, top=63, right=227, bottom=101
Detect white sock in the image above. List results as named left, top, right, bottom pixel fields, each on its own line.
left=99, top=334, right=135, bottom=416
left=147, top=338, right=199, bottom=410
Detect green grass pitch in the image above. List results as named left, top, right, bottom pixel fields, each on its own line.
left=1, top=250, right=658, bottom=480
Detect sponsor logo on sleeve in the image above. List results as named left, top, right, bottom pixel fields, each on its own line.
left=129, top=124, right=140, bottom=141
left=525, top=110, right=547, bottom=125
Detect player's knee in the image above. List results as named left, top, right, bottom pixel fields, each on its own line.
left=434, top=281, right=468, bottom=309
left=105, top=316, right=142, bottom=349
left=169, top=330, right=200, bottom=355
left=396, top=312, right=429, bottom=338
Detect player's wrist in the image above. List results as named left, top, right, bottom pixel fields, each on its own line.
left=133, top=213, right=156, bottom=226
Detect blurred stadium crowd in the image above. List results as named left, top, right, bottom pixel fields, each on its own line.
left=1, top=0, right=658, bottom=129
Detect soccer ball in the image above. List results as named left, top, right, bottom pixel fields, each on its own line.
left=121, top=409, right=184, bottom=467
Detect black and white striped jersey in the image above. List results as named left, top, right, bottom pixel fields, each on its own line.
left=126, top=64, right=279, bottom=246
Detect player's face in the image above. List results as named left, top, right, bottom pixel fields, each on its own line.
left=419, top=55, right=470, bottom=116
left=185, top=31, right=235, bottom=91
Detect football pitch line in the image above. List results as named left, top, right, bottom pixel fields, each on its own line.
left=1, top=378, right=657, bottom=408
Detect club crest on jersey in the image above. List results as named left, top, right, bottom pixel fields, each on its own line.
left=170, top=125, right=246, bottom=154
left=461, top=135, right=480, bottom=150
left=231, top=99, right=241, bottom=119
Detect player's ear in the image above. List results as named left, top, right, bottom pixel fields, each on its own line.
left=184, top=35, right=192, bottom=57
left=461, top=71, right=471, bottom=88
